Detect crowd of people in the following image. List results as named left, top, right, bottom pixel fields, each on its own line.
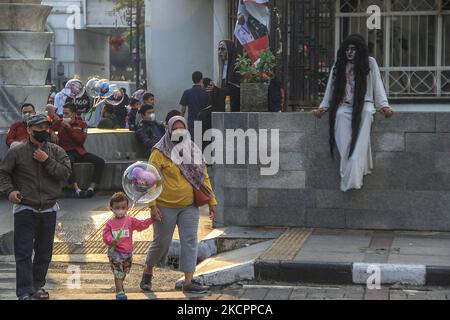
left=0, top=71, right=220, bottom=300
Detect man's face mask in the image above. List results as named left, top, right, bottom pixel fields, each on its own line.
left=145, top=113, right=156, bottom=122
left=22, top=113, right=32, bottom=123
left=33, top=130, right=50, bottom=143
left=171, top=128, right=188, bottom=144
left=63, top=112, right=73, bottom=124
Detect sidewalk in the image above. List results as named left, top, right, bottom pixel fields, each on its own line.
left=254, top=228, right=450, bottom=287
left=0, top=197, right=214, bottom=254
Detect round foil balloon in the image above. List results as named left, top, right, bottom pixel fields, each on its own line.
left=86, top=78, right=100, bottom=98
left=122, top=162, right=163, bottom=204
left=64, top=79, right=85, bottom=99
left=133, top=89, right=146, bottom=104
left=105, top=84, right=124, bottom=106
left=95, top=79, right=110, bottom=98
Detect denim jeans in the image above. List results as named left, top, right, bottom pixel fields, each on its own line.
left=14, top=210, right=56, bottom=297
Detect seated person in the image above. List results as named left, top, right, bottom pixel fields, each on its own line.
left=6, top=103, right=58, bottom=148
left=113, top=88, right=130, bottom=128
left=97, top=104, right=120, bottom=129
left=127, top=98, right=142, bottom=131
left=143, top=92, right=155, bottom=107
left=135, top=104, right=165, bottom=158
left=6, top=103, right=36, bottom=148
left=52, top=102, right=106, bottom=199
left=45, top=104, right=58, bottom=119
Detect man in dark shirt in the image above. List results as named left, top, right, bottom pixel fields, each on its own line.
left=179, top=71, right=209, bottom=139
left=127, top=98, right=142, bottom=131
left=268, top=77, right=285, bottom=112
left=135, top=104, right=165, bottom=158
left=97, top=104, right=120, bottom=129
left=113, top=88, right=130, bottom=128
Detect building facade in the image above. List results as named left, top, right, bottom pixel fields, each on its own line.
left=144, top=0, right=229, bottom=117
left=43, top=0, right=133, bottom=89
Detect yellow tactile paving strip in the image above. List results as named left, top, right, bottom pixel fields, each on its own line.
left=54, top=206, right=149, bottom=255
left=259, top=228, right=314, bottom=261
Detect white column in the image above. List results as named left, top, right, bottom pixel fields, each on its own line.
left=213, top=0, right=229, bottom=83
left=144, top=0, right=214, bottom=120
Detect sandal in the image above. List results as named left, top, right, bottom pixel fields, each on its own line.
left=116, top=291, right=128, bottom=300
left=32, top=288, right=50, bottom=300
left=140, top=274, right=153, bottom=292
left=18, top=294, right=32, bottom=301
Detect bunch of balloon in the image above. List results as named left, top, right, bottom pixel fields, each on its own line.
left=84, top=78, right=125, bottom=125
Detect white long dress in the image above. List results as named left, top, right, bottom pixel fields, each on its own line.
left=320, top=57, right=389, bottom=192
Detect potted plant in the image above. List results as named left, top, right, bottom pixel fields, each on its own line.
left=236, top=50, right=277, bottom=112
left=110, top=37, right=125, bottom=51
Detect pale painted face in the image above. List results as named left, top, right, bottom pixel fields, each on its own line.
left=346, top=44, right=357, bottom=62
left=218, top=42, right=228, bottom=62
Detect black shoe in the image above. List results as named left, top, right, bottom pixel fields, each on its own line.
left=140, top=274, right=153, bottom=292
left=18, top=294, right=32, bottom=300
left=85, top=189, right=95, bottom=198
left=182, top=282, right=209, bottom=294
left=76, top=190, right=87, bottom=199
left=32, top=288, right=50, bottom=300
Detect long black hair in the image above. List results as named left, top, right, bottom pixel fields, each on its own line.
left=220, top=40, right=240, bottom=86
left=328, top=34, right=370, bottom=159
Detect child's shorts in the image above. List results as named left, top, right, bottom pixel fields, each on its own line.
left=108, top=252, right=133, bottom=280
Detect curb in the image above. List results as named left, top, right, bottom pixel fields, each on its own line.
left=255, top=260, right=353, bottom=285
left=255, top=260, right=450, bottom=287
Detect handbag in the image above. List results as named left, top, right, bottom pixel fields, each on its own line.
left=194, top=184, right=213, bottom=207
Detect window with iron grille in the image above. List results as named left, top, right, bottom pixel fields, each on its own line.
left=337, top=0, right=450, bottom=99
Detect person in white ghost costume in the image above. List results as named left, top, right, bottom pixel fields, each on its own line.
left=314, top=34, right=394, bottom=192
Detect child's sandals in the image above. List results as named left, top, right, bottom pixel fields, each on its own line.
left=116, top=291, right=128, bottom=300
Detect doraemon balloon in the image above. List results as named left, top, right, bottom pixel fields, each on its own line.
left=122, top=162, right=162, bottom=204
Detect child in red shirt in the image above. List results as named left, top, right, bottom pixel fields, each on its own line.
left=103, top=192, right=153, bottom=300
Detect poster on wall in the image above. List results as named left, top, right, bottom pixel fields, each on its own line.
left=234, top=0, right=270, bottom=62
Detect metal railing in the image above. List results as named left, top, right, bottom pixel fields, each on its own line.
left=337, top=0, right=450, bottom=98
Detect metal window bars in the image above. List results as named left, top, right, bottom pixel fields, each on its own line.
left=337, top=0, right=450, bottom=98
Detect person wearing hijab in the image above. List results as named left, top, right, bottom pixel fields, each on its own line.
left=140, top=115, right=217, bottom=294
left=314, top=34, right=394, bottom=192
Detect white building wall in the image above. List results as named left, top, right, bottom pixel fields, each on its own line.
left=213, top=0, right=229, bottom=83
left=145, top=0, right=229, bottom=120
left=75, top=30, right=111, bottom=81
left=43, top=0, right=111, bottom=86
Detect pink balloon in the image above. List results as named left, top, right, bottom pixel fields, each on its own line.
left=131, top=167, right=157, bottom=192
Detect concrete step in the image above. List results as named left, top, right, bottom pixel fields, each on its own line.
left=177, top=240, right=274, bottom=287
